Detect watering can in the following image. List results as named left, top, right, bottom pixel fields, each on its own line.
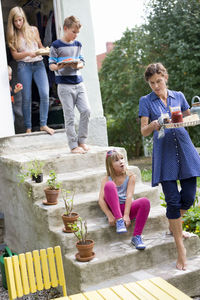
left=191, top=96, right=200, bottom=117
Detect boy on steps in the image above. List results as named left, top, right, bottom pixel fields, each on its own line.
left=49, top=16, right=90, bottom=154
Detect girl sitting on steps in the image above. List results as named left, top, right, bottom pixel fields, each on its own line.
left=99, top=149, right=150, bottom=250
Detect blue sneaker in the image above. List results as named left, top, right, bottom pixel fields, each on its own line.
left=116, top=219, right=127, bottom=234
left=131, top=235, right=146, bottom=250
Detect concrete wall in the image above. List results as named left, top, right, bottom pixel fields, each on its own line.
left=0, top=213, right=4, bottom=244
left=0, top=1, right=15, bottom=138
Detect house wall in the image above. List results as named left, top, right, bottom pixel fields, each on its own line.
left=0, top=0, right=15, bottom=138
left=0, top=0, right=108, bottom=146
left=54, top=0, right=108, bottom=146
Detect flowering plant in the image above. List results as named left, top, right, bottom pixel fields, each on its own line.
left=182, top=206, right=200, bottom=237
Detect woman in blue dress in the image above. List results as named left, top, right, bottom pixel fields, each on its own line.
left=139, top=62, right=200, bottom=270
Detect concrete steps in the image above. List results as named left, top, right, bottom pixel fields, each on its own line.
left=83, top=255, right=200, bottom=298
left=0, top=133, right=199, bottom=297
left=39, top=205, right=168, bottom=253
left=62, top=233, right=200, bottom=295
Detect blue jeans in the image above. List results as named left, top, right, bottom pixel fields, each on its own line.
left=17, top=60, right=49, bottom=129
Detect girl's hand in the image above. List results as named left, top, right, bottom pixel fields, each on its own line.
left=14, top=83, right=23, bottom=93
left=123, top=215, right=131, bottom=227
left=108, top=215, right=116, bottom=226
left=28, top=51, right=37, bottom=58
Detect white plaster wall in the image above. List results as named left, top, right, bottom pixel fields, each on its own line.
left=0, top=1, right=15, bottom=138
left=54, top=0, right=108, bottom=145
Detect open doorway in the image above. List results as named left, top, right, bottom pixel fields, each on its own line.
left=2, top=0, right=64, bottom=134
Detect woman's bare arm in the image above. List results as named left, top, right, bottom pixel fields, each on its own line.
left=10, top=49, right=36, bottom=60
left=141, top=116, right=161, bottom=137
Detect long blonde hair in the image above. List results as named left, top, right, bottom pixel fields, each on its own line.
left=105, top=150, right=127, bottom=179
left=7, top=6, right=38, bottom=51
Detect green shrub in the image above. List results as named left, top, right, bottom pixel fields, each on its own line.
left=141, top=169, right=152, bottom=182
left=182, top=206, right=200, bottom=237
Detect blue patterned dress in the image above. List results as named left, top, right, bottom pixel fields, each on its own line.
left=139, top=90, right=200, bottom=186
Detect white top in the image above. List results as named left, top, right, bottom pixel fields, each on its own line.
left=17, top=27, right=43, bottom=62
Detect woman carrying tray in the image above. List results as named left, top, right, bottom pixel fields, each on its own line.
left=7, top=7, right=54, bottom=135
left=139, top=62, right=200, bottom=271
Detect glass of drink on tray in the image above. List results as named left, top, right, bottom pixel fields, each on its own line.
left=170, top=106, right=183, bottom=123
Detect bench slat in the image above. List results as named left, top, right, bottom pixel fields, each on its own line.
left=83, top=290, right=104, bottom=299
left=111, top=284, right=139, bottom=299
left=137, top=279, right=174, bottom=300
left=124, top=281, right=157, bottom=300
left=97, top=287, right=121, bottom=299
left=150, top=277, right=192, bottom=300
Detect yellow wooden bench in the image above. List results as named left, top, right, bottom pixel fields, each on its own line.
left=4, top=246, right=67, bottom=300
left=56, top=277, right=192, bottom=300
left=4, top=245, right=192, bottom=300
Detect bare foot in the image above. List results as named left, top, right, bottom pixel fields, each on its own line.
left=176, top=246, right=187, bottom=271
left=40, top=126, right=54, bottom=135
left=26, top=129, right=32, bottom=134
left=182, top=231, right=192, bottom=239
left=71, top=147, right=86, bottom=154
left=79, top=143, right=90, bottom=151
left=168, top=228, right=191, bottom=239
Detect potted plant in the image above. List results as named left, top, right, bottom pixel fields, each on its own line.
left=61, top=189, right=79, bottom=233
left=70, top=217, right=95, bottom=262
left=18, top=160, right=44, bottom=183
left=30, top=160, right=44, bottom=183
left=43, top=170, right=61, bottom=205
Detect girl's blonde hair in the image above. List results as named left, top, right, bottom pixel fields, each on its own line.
left=7, top=6, right=38, bottom=51
left=105, top=150, right=126, bottom=178
left=8, top=65, right=12, bottom=75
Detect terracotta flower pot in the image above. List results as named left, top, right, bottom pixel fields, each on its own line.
left=62, top=212, right=79, bottom=233
left=75, top=239, right=95, bottom=262
left=44, top=188, right=60, bottom=205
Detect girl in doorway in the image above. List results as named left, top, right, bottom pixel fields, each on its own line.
left=99, top=149, right=150, bottom=250
left=7, top=6, right=54, bottom=135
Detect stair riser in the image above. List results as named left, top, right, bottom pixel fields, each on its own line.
left=47, top=190, right=162, bottom=229
left=31, top=175, right=104, bottom=201
left=64, top=236, right=200, bottom=294
left=49, top=214, right=170, bottom=253
left=134, top=187, right=160, bottom=207
left=1, top=146, right=130, bottom=181
left=34, top=152, right=108, bottom=175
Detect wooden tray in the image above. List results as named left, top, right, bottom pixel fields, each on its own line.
left=163, top=119, right=200, bottom=128
left=57, top=59, right=80, bottom=65
left=35, top=48, right=50, bottom=56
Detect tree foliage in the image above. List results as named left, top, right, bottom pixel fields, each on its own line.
left=99, top=0, right=200, bottom=157
left=99, top=27, right=151, bottom=157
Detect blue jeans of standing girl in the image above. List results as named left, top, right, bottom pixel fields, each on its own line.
left=17, top=60, right=49, bottom=129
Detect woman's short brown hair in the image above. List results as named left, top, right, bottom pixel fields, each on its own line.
left=144, top=62, right=168, bottom=82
